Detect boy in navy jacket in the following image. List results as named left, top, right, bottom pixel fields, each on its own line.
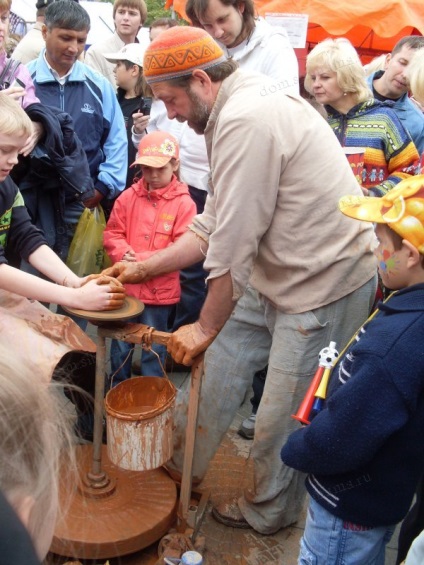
left=282, top=175, right=424, bottom=564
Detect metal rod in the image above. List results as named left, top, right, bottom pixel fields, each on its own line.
left=92, top=330, right=107, bottom=476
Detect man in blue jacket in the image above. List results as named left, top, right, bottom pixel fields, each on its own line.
left=367, top=35, right=424, bottom=155
left=26, top=0, right=127, bottom=253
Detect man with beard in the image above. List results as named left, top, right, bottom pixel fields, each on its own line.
left=104, top=26, right=378, bottom=535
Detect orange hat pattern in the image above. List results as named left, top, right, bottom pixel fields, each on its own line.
left=339, top=175, right=424, bottom=254
left=143, top=26, right=227, bottom=84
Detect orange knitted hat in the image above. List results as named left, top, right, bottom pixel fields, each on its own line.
left=143, top=26, right=227, bottom=84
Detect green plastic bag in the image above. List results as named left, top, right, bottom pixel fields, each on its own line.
left=66, top=206, right=111, bottom=277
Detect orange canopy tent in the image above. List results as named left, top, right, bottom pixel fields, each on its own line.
left=166, top=0, right=424, bottom=71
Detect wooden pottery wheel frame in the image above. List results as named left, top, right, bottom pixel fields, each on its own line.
left=51, top=319, right=178, bottom=560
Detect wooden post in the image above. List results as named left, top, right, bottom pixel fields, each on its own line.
left=178, top=355, right=204, bottom=533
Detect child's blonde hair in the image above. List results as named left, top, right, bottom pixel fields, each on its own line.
left=0, top=93, right=33, bottom=137
left=305, top=38, right=372, bottom=104
left=0, top=0, right=11, bottom=11
left=363, top=54, right=387, bottom=77
left=408, top=48, right=424, bottom=105
left=0, top=355, right=75, bottom=558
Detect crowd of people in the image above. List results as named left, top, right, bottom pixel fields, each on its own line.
left=2, top=0, right=424, bottom=562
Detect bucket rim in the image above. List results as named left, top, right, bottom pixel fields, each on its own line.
left=105, top=377, right=177, bottom=421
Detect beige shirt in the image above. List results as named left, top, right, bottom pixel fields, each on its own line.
left=84, top=31, right=123, bottom=89
left=12, top=22, right=45, bottom=65
left=190, top=70, right=376, bottom=314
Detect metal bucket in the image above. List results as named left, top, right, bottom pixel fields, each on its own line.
left=105, top=376, right=176, bottom=471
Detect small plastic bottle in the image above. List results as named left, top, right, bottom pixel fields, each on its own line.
left=181, top=550, right=203, bottom=565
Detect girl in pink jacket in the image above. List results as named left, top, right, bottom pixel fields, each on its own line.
left=104, top=131, right=196, bottom=384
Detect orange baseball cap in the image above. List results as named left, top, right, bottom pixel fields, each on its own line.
left=132, top=131, right=179, bottom=168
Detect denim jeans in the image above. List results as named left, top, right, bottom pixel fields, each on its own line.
left=166, top=276, right=377, bottom=534
left=109, top=303, right=172, bottom=386
left=300, top=497, right=395, bottom=565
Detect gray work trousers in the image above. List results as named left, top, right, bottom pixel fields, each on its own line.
left=168, top=276, right=377, bottom=534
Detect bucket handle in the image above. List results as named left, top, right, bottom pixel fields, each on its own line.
left=107, top=323, right=173, bottom=386
left=141, top=325, right=171, bottom=382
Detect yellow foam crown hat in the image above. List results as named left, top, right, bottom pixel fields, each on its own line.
left=339, top=175, right=424, bottom=254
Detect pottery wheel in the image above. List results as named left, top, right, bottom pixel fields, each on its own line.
left=51, top=445, right=177, bottom=560
left=62, top=296, right=145, bottom=323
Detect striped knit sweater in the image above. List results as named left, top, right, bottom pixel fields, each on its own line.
left=326, top=99, right=420, bottom=196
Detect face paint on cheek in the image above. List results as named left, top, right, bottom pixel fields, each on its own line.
left=376, top=248, right=400, bottom=275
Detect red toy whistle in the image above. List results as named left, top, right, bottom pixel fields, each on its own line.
left=292, top=365, right=325, bottom=425
left=292, top=341, right=339, bottom=425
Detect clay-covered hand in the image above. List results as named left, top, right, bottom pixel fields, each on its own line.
left=81, top=273, right=124, bottom=287
left=101, top=261, right=150, bottom=284
left=167, top=322, right=218, bottom=366
left=72, top=279, right=126, bottom=311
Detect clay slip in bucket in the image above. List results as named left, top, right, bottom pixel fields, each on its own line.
left=105, top=376, right=176, bottom=471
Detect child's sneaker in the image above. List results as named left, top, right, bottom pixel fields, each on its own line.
left=237, top=413, right=256, bottom=439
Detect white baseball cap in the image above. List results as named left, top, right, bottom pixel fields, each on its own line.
left=104, top=43, right=146, bottom=67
